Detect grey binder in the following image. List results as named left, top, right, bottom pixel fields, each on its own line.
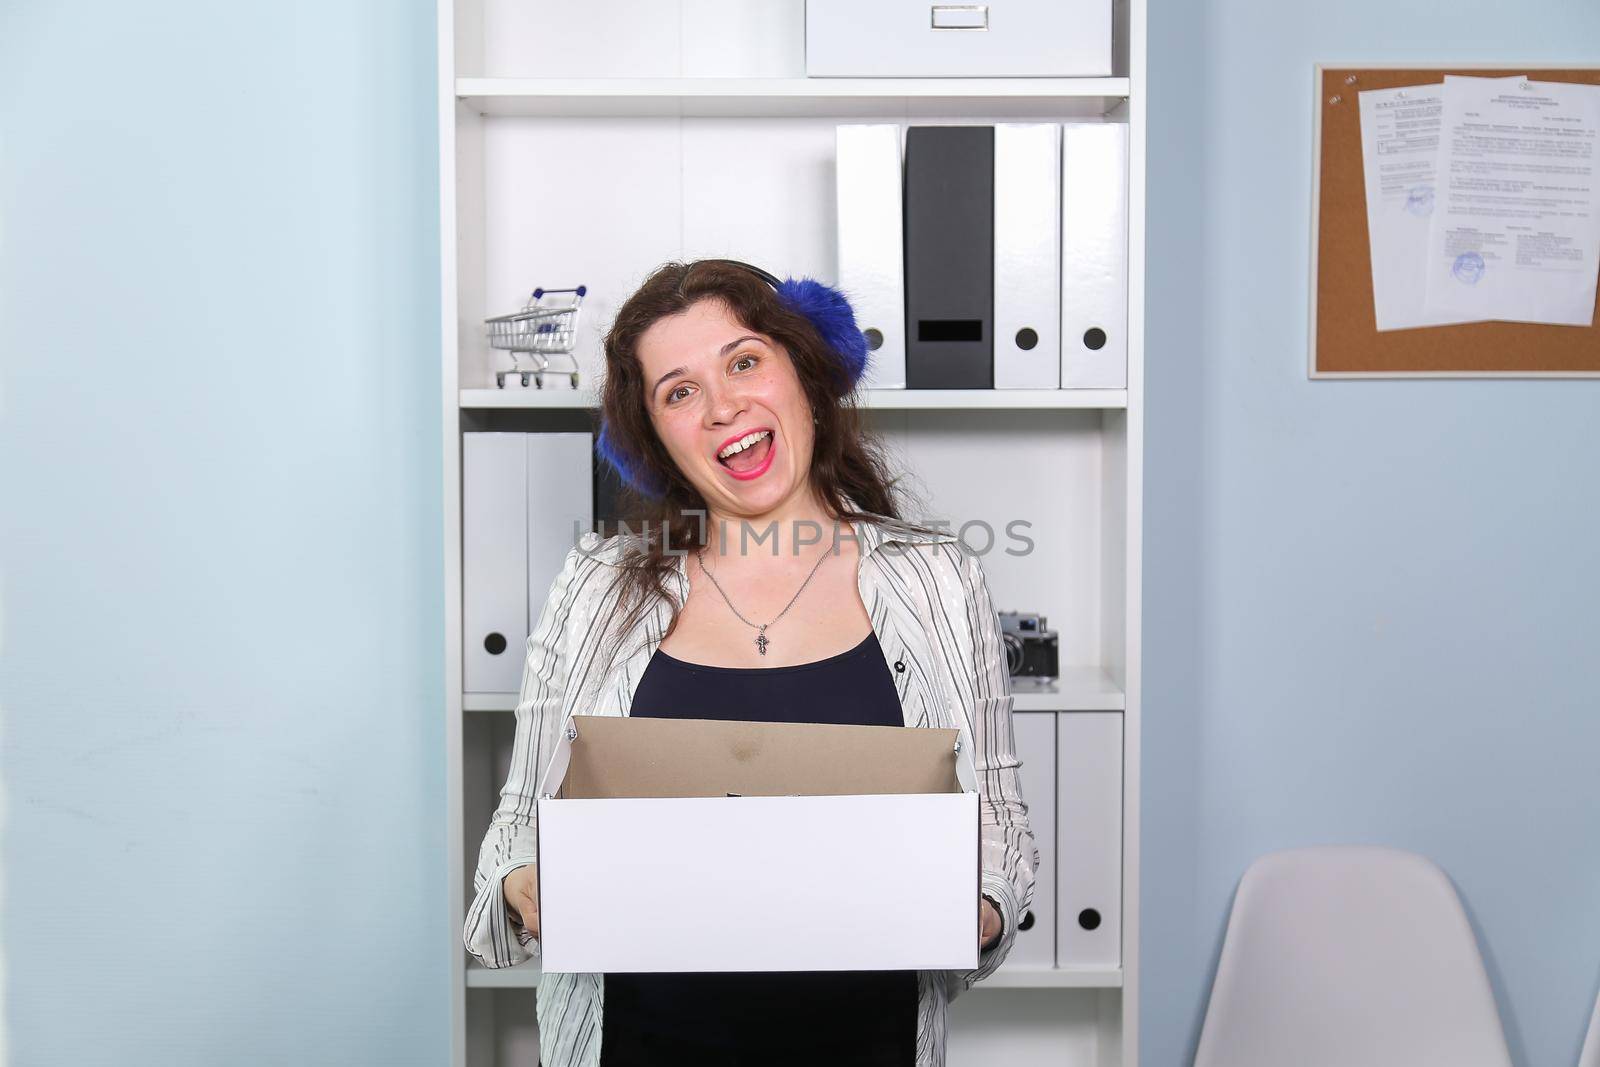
left=904, top=125, right=994, bottom=389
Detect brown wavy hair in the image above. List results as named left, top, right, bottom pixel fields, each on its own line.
left=594, top=258, right=935, bottom=662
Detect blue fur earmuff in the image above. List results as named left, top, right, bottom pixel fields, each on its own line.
left=597, top=260, right=869, bottom=498
left=595, top=419, right=664, bottom=499
left=773, top=276, right=870, bottom=390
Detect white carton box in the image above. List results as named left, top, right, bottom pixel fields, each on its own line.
left=535, top=715, right=981, bottom=973
left=806, top=0, right=1113, bottom=79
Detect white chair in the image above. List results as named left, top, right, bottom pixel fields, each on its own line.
left=1579, top=984, right=1600, bottom=1067
left=1193, top=845, right=1512, bottom=1067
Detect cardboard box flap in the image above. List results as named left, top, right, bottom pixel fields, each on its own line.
left=554, top=715, right=963, bottom=799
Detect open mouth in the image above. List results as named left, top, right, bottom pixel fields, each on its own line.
left=716, top=428, right=775, bottom=479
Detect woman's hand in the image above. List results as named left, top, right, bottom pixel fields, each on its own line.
left=504, top=864, right=540, bottom=938
left=979, top=896, right=1002, bottom=950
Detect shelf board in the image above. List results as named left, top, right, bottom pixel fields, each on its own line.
left=976, top=965, right=1123, bottom=989
left=459, top=387, right=598, bottom=409
left=466, top=960, right=539, bottom=989
left=466, top=668, right=1122, bottom=714
left=1011, top=668, right=1126, bottom=712
left=463, top=692, right=520, bottom=712
left=860, top=389, right=1127, bottom=411
left=459, top=388, right=1127, bottom=412
left=466, top=960, right=1120, bottom=990
left=457, top=76, right=1131, bottom=118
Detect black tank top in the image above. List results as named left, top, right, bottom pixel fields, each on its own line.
left=599, top=630, right=917, bottom=1066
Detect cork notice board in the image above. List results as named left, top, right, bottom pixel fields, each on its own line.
left=1311, top=64, right=1600, bottom=377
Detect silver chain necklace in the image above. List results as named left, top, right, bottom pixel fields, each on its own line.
left=695, top=529, right=838, bottom=656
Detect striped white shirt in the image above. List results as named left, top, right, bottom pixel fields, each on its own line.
left=463, top=511, right=1039, bottom=1066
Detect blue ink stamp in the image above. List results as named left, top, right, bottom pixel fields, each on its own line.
left=1404, top=184, right=1434, bottom=216
left=1452, top=251, right=1485, bottom=285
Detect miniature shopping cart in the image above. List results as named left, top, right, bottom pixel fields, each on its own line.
left=484, top=285, right=586, bottom=389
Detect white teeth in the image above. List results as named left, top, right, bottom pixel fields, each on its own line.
left=717, top=429, right=771, bottom=460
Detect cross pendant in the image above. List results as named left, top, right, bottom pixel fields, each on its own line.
left=755, top=627, right=769, bottom=656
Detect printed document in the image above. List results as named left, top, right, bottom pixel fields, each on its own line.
left=1357, top=81, right=1515, bottom=330
left=1422, top=75, right=1600, bottom=327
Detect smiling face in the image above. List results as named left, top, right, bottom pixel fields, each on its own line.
left=636, top=296, right=817, bottom=521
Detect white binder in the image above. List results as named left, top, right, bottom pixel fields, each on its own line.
left=835, top=124, right=906, bottom=389
left=526, top=432, right=594, bottom=620
left=1060, top=123, right=1129, bottom=389
left=1057, top=711, right=1123, bottom=967
left=995, top=123, right=1062, bottom=389
left=1000, top=710, right=1057, bottom=970
left=463, top=433, right=528, bottom=694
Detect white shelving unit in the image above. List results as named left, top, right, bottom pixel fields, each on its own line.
left=440, top=4, right=1143, bottom=1065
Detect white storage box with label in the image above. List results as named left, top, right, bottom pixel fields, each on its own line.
left=805, top=0, right=1113, bottom=79
left=534, top=715, right=980, bottom=973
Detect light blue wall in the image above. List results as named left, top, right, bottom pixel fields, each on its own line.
left=0, top=3, right=444, bottom=1064
left=1144, top=3, right=1600, bottom=1067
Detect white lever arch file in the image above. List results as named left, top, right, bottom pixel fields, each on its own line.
left=1061, top=123, right=1130, bottom=390
left=1000, top=710, right=1058, bottom=969
left=836, top=124, right=907, bottom=390
left=995, top=123, right=1063, bottom=389
left=1057, top=711, right=1123, bottom=967
left=525, top=431, right=593, bottom=631
left=464, top=433, right=528, bottom=694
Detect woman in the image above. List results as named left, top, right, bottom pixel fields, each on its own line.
left=463, top=259, right=1037, bottom=1067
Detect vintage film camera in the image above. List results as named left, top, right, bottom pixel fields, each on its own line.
left=998, top=611, right=1060, bottom=680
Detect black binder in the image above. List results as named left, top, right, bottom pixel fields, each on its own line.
left=903, top=125, right=994, bottom=389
